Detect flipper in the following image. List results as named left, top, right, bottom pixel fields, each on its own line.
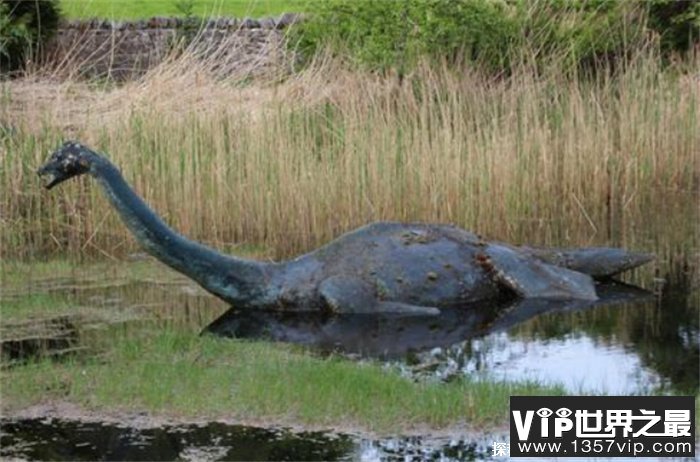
left=521, top=246, right=654, bottom=278
left=375, top=302, right=440, bottom=315
left=319, top=276, right=440, bottom=315
left=484, top=245, right=598, bottom=300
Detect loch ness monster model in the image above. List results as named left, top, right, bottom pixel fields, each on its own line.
left=38, top=141, right=654, bottom=315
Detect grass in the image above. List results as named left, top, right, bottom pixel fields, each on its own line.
left=1, top=327, right=563, bottom=432
left=2, top=259, right=78, bottom=286
left=2, top=49, right=698, bottom=265
left=1, top=28, right=697, bottom=436
left=1, top=250, right=262, bottom=288
left=2, top=256, right=697, bottom=433
left=0, top=258, right=227, bottom=329
left=1, top=293, right=77, bottom=320
left=59, top=0, right=311, bottom=20
left=0, top=257, right=563, bottom=432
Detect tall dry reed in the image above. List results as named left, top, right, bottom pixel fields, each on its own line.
left=1, top=49, right=698, bottom=269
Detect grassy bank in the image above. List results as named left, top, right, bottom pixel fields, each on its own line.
left=1, top=259, right=194, bottom=320
left=2, top=50, right=698, bottom=263
left=1, top=327, right=561, bottom=433
left=2, top=255, right=697, bottom=433
left=1, top=259, right=562, bottom=433
left=60, top=0, right=309, bottom=20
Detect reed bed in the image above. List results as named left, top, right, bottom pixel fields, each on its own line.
left=1, top=48, right=698, bottom=266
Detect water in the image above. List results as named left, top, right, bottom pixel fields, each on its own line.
left=2, top=418, right=696, bottom=461
left=0, top=418, right=492, bottom=461
left=206, top=279, right=697, bottom=395
left=2, top=262, right=697, bottom=394
left=1, top=255, right=697, bottom=461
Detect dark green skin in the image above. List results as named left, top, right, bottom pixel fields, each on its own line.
left=270, top=223, right=652, bottom=313
left=38, top=141, right=654, bottom=314
left=272, top=222, right=502, bottom=313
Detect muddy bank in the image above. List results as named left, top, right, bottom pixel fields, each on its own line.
left=2, top=401, right=496, bottom=441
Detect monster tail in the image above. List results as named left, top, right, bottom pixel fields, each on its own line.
left=521, top=247, right=655, bottom=279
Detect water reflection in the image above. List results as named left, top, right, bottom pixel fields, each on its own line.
left=205, top=278, right=699, bottom=395
left=2, top=260, right=697, bottom=395
left=0, top=418, right=520, bottom=461
left=500, top=260, right=699, bottom=394
left=628, top=260, right=699, bottom=393
left=0, top=418, right=356, bottom=461
left=412, top=333, right=663, bottom=394
left=205, top=282, right=651, bottom=358
left=4, top=418, right=693, bottom=462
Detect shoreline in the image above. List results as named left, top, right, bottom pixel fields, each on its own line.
left=1, top=401, right=507, bottom=441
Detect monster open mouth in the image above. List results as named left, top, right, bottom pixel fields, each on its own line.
left=37, top=167, right=64, bottom=190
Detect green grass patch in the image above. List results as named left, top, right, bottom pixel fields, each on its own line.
left=60, top=0, right=311, bottom=20
left=0, top=258, right=561, bottom=432
left=0, top=293, right=77, bottom=320
left=1, top=259, right=183, bottom=321
left=2, top=258, right=178, bottom=288
left=2, top=259, right=79, bottom=286
left=1, top=328, right=562, bottom=432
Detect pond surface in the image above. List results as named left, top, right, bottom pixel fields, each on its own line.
left=0, top=418, right=493, bottom=461
left=205, top=280, right=698, bottom=395
left=1, top=250, right=697, bottom=461
left=2, top=257, right=698, bottom=395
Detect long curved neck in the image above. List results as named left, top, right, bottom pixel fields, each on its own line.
left=90, top=159, right=273, bottom=305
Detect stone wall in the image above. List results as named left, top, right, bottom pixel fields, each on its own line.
left=45, top=14, right=301, bottom=80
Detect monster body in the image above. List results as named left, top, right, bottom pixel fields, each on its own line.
left=38, top=142, right=654, bottom=315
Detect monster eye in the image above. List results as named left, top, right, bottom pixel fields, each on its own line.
left=537, top=408, right=553, bottom=418
left=556, top=408, right=572, bottom=418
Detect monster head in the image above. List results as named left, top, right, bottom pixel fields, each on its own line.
left=37, top=141, right=97, bottom=189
